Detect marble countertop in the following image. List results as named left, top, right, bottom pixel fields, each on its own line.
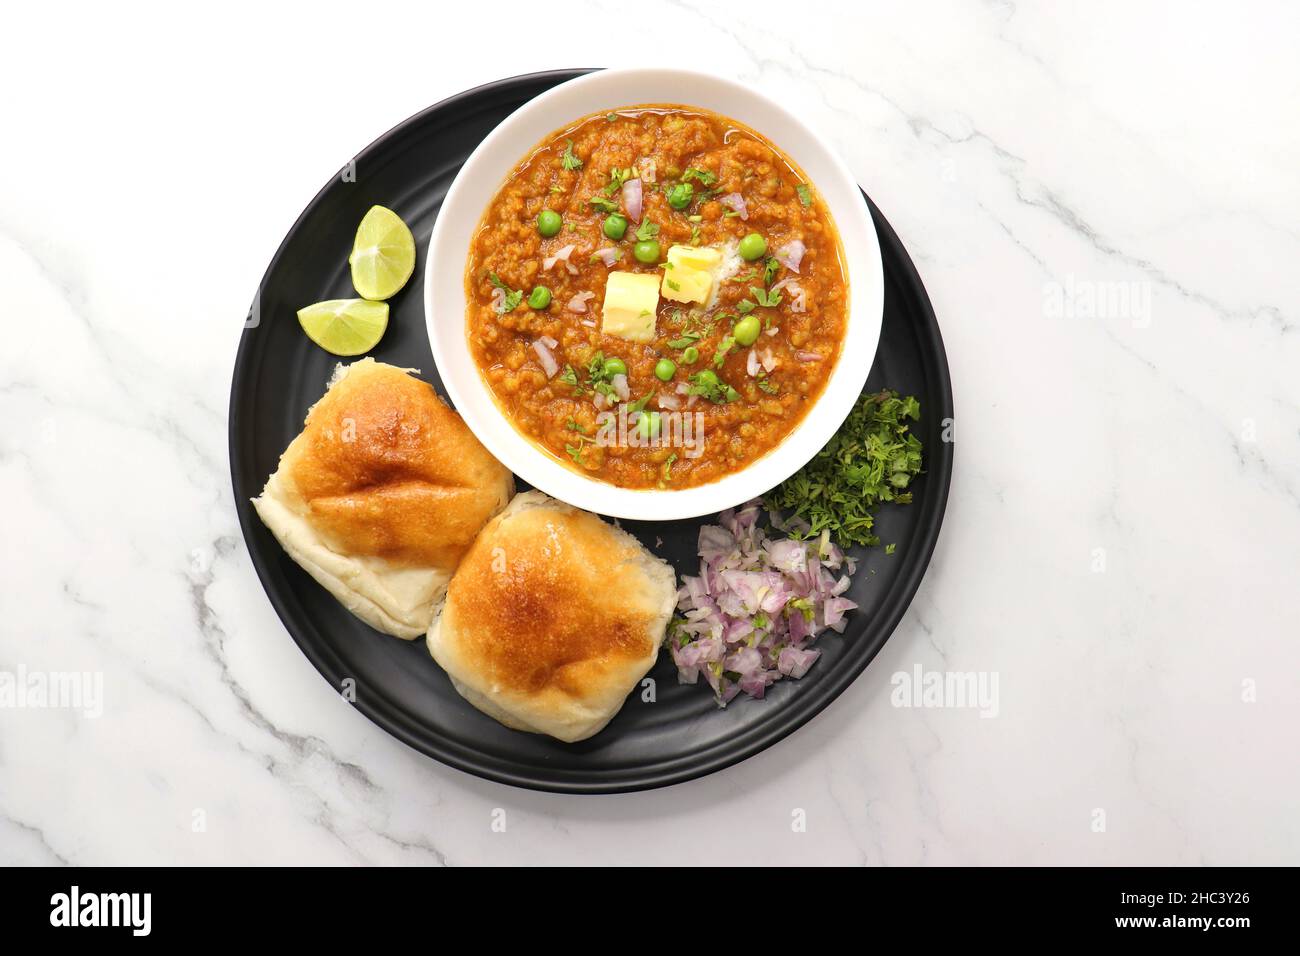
left=3, top=1, right=1297, bottom=865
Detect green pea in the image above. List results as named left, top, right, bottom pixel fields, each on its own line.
left=681, top=346, right=699, bottom=364
left=603, top=356, right=627, bottom=377
left=537, top=209, right=562, bottom=237
left=633, top=239, right=661, bottom=263
left=733, top=313, right=762, bottom=346
left=694, top=369, right=719, bottom=388
left=603, top=213, right=628, bottom=240
left=738, top=232, right=767, bottom=261
left=637, top=411, right=662, bottom=440
left=527, top=286, right=552, bottom=310
left=654, top=358, right=676, bottom=381
left=666, top=182, right=694, bottom=210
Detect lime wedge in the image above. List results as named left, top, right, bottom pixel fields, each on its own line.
left=349, top=205, right=415, bottom=300
left=297, top=299, right=389, bottom=356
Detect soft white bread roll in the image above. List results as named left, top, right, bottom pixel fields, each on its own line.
left=427, top=491, right=676, bottom=742
left=253, top=359, right=513, bottom=639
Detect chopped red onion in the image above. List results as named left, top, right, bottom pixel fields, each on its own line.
left=657, top=392, right=681, bottom=410
left=761, top=348, right=777, bottom=373
left=531, top=340, right=559, bottom=378
left=797, top=350, right=823, bottom=362
left=611, top=373, right=630, bottom=401
left=580, top=318, right=597, bottom=328
left=543, top=243, right=579, bottom=275
left=566, top=290, right=596, bottom=314
left=718, top=193, right=748, bottom=220
left=746, top=348, right=761, bottom=377
left=594, top=247, right=620, bottom=267
left=622, top=178, right=643, bottom=223
left=669, top=501, right=858, bottom=705
left=774, top=239, right=805, bottom=273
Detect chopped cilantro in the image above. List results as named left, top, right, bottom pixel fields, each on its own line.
left=603, top=167, right=632, bottom=197
left=682, top=167, right=717, bottom=186
left=712, top=335, right=736, bottom=368
left=885, top=543, right=897, bottom=555
left=634, top=218, right=659, bottom=242
left=628, top=390, right=655, bottom=414
left=561, top=139, right=583, bottom=171
left=689, top=370, right=736, bottom=404
left=588, top=196, right=620, bottom=214
left=765, top=390, right=923, bottom=548
left=564, top=443, right=586, bottom=465
left=736, top=299, right=756, bottom=314
left=763, top=256, right=781, bottom=286
left=487, top=272, right=523, bottom=313
left=661, top=451, right=679, bottom=484
left=751, top=285, right=782, bottom=308
left=796, top=183, right=813, bottom=207
left=757, top=378, right=779, bottom=394
left=559, top=364, right=584, bottom=395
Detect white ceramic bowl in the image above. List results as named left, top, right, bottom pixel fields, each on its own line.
left=426, top=68, right=882, bottom=521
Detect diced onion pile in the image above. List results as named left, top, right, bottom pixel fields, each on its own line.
left=670, top=501, right=858, bottom=706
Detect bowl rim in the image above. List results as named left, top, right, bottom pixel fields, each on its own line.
left=425, top=66, right=882, bottom=521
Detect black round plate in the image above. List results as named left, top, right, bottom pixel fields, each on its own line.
left=229, top=70, right=954, bottom=793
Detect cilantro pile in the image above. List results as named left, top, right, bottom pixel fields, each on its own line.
left=765, top=390, right=923, bottom=548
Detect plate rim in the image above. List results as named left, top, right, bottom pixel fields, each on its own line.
left=228, top=69, right=954, bottom=794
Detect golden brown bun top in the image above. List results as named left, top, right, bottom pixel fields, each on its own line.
left=280, top=359, right=513, bottom=570
left=442, top=494, right=671, bottom=700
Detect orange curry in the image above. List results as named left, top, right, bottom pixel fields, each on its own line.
left=465, top=105, right=848, bottom=489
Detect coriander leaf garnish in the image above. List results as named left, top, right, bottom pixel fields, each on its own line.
left=628, top=390, right=655, bottom=414
left=487, top=272, right=523, bottom=313
left=750, top=285, right=782, bottom=308
left=796, top=183, right=813, bottom=207
left=561, top=139, right=583, bottom=171
left=687, top=371, right=731, bottom=403
left=763, top=256, right=781, bottom=286
left=765, top=390, right=923, bottom=548
left=661, top=451, right=678, bottom=484
left=634, top=218, right=659, bottom=242
left=560, top=364, right=585, bottom=395
left=712, top=335, right=736, bottom=368
left=603, top=166, right=632, bottom=197
left=682, top=167, right=717, bottom=186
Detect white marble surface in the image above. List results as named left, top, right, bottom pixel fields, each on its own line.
left=3, top=0, right=1298, bottom=865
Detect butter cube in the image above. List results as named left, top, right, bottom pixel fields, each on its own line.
left=661, top=265, right=713, bottom=304
left=602, top=272, right=660, bottom=342
left=667, top=244, right=723, bottom=272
